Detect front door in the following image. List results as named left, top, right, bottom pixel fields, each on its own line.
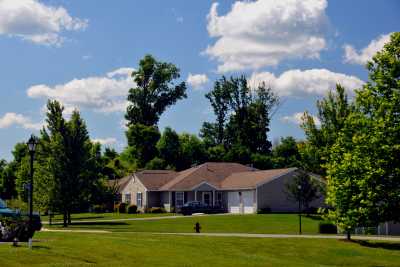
left=203, top=192, right=211, bottom=206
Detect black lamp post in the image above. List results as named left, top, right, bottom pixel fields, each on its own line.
left=27, top=135, right=38, bottom=247
left=297, top=184, right=302, bottom=235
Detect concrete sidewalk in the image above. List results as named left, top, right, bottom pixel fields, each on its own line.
left=144, top=232, right=400, bottom=241
left=41, top=228, right=111, bottom=233
left=40, top=229, right=400, bottom=241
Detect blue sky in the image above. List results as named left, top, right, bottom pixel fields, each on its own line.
left=0, top=0, right=399, bottom=161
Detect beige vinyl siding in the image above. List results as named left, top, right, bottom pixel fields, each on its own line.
left=121, top=176, right=148, bottom=210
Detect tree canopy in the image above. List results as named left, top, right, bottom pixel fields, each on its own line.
left=325, top=32, right=400, bottom=239
left=125, top=54, right=187, bottom=127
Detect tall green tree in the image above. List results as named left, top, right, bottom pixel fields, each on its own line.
left=203, top=77, right=231, bottom=145
left=199, top=122, right=219, bottom=149
left=0, top=160, right=17, bottom=200
left=157, top=127, right=180, bottom=169
left=201, top=76, right=279, bottom=162
left=178, top=133, right=207, bottom=170
left=38, top=100, right=102, bottom=226
left=12, top=143, right=30, bottom=201
left=125, top=54, right=187, bottom=126
left=125, top=124, right=160, bottom=168
left=300, top=84, right=352, bottom=175
left=326, top=32, right=400, bottom=239
left=272, top=136, right=301, bottom=168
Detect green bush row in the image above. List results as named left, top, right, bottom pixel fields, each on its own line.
left=112, top=203, right=167, bottom=214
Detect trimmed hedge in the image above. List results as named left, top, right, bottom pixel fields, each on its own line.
left=127, top=205, right=137, bottom=214
left=257, top=207, right=271, bottom=214
left=114, top=203, right=127, bottom=213
left=149, top=207, right=165, bottom=213
left=144, top=207, right=166, bottom=213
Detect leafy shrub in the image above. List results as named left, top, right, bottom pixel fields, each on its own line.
left=149, top=207, right=164, bottom=213
left=0, top=216, right=33, bottom=242
left=319, top=222, right=337, bottom=234
left=257, top=207, right=271, bottom=214
left=114, top=203, right=127, bottom=213
left=127, top=205, right=137, bottom=214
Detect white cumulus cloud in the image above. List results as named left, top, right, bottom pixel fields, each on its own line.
left=281, top=112, right=321, bottom=127
left=343, top=33, right=392, bottom=65
left=27, top=67, right=135, bottom=113
left=92, top=137, right=118, bottom=146
left=0, top=113, right=42, bottom=130
left=249, top=69, right=364, bottom=97
left=205, top=0, right=329, bottom=72
left=0, top=0, right=88, bottom=46
left=187, top=73, right=209, bottom=90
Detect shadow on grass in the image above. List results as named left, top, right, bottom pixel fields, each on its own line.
left=353, top=240, right=400, bottom=250
left=70, top=221, right=128, bottom=226
left=71, top=216, right=105, bottom=220
left=49, top=216, right=106, bottom=221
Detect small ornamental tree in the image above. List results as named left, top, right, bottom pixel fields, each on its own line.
left=286, top=171, right=322, bottom=213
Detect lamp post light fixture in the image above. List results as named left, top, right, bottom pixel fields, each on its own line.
left=27, top=134, right=38, bottom=249
left=297, top=184, right=302, bottom=235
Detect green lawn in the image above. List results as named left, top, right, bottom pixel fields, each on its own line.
left=41, top=212, right=176, bottom=223
left=48, top=214, right=325, bottom=235
left=0, top=231, right=399, bottom=266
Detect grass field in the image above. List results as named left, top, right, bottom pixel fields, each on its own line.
left=0, top=231, right=399, bottom=267
left=48, top=214, right=325, bottom=235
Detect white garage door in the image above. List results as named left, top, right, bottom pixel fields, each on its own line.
left=228, top=191, right=240, bottom=213
left=228, top=191, right=255, bottom=214
left=243, top=191, right=254, bottom=214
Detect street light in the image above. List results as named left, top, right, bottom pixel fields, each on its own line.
left=27, top=134, right=38, bottom=248
left=297, top=184, right=302, bottom=235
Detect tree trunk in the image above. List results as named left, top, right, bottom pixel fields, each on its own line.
left=346, top=231, right=351, bottom=241
left=67, top=210, right=71, bottom=225
left=63, top=211, right=68, bottom=228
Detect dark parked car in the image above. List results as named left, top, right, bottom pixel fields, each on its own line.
left=0, top=198, right=42, bottom=242
left=180, top=201, right=225, bottom=216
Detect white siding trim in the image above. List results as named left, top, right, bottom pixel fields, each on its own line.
left=190, top=181, right=218, bottom=191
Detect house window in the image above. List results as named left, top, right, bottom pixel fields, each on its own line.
left=125, top=193, right=131, bottom=204
left=137, top=192, right=143, bottom=208
left=176, top=192, right=184, bottom=207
